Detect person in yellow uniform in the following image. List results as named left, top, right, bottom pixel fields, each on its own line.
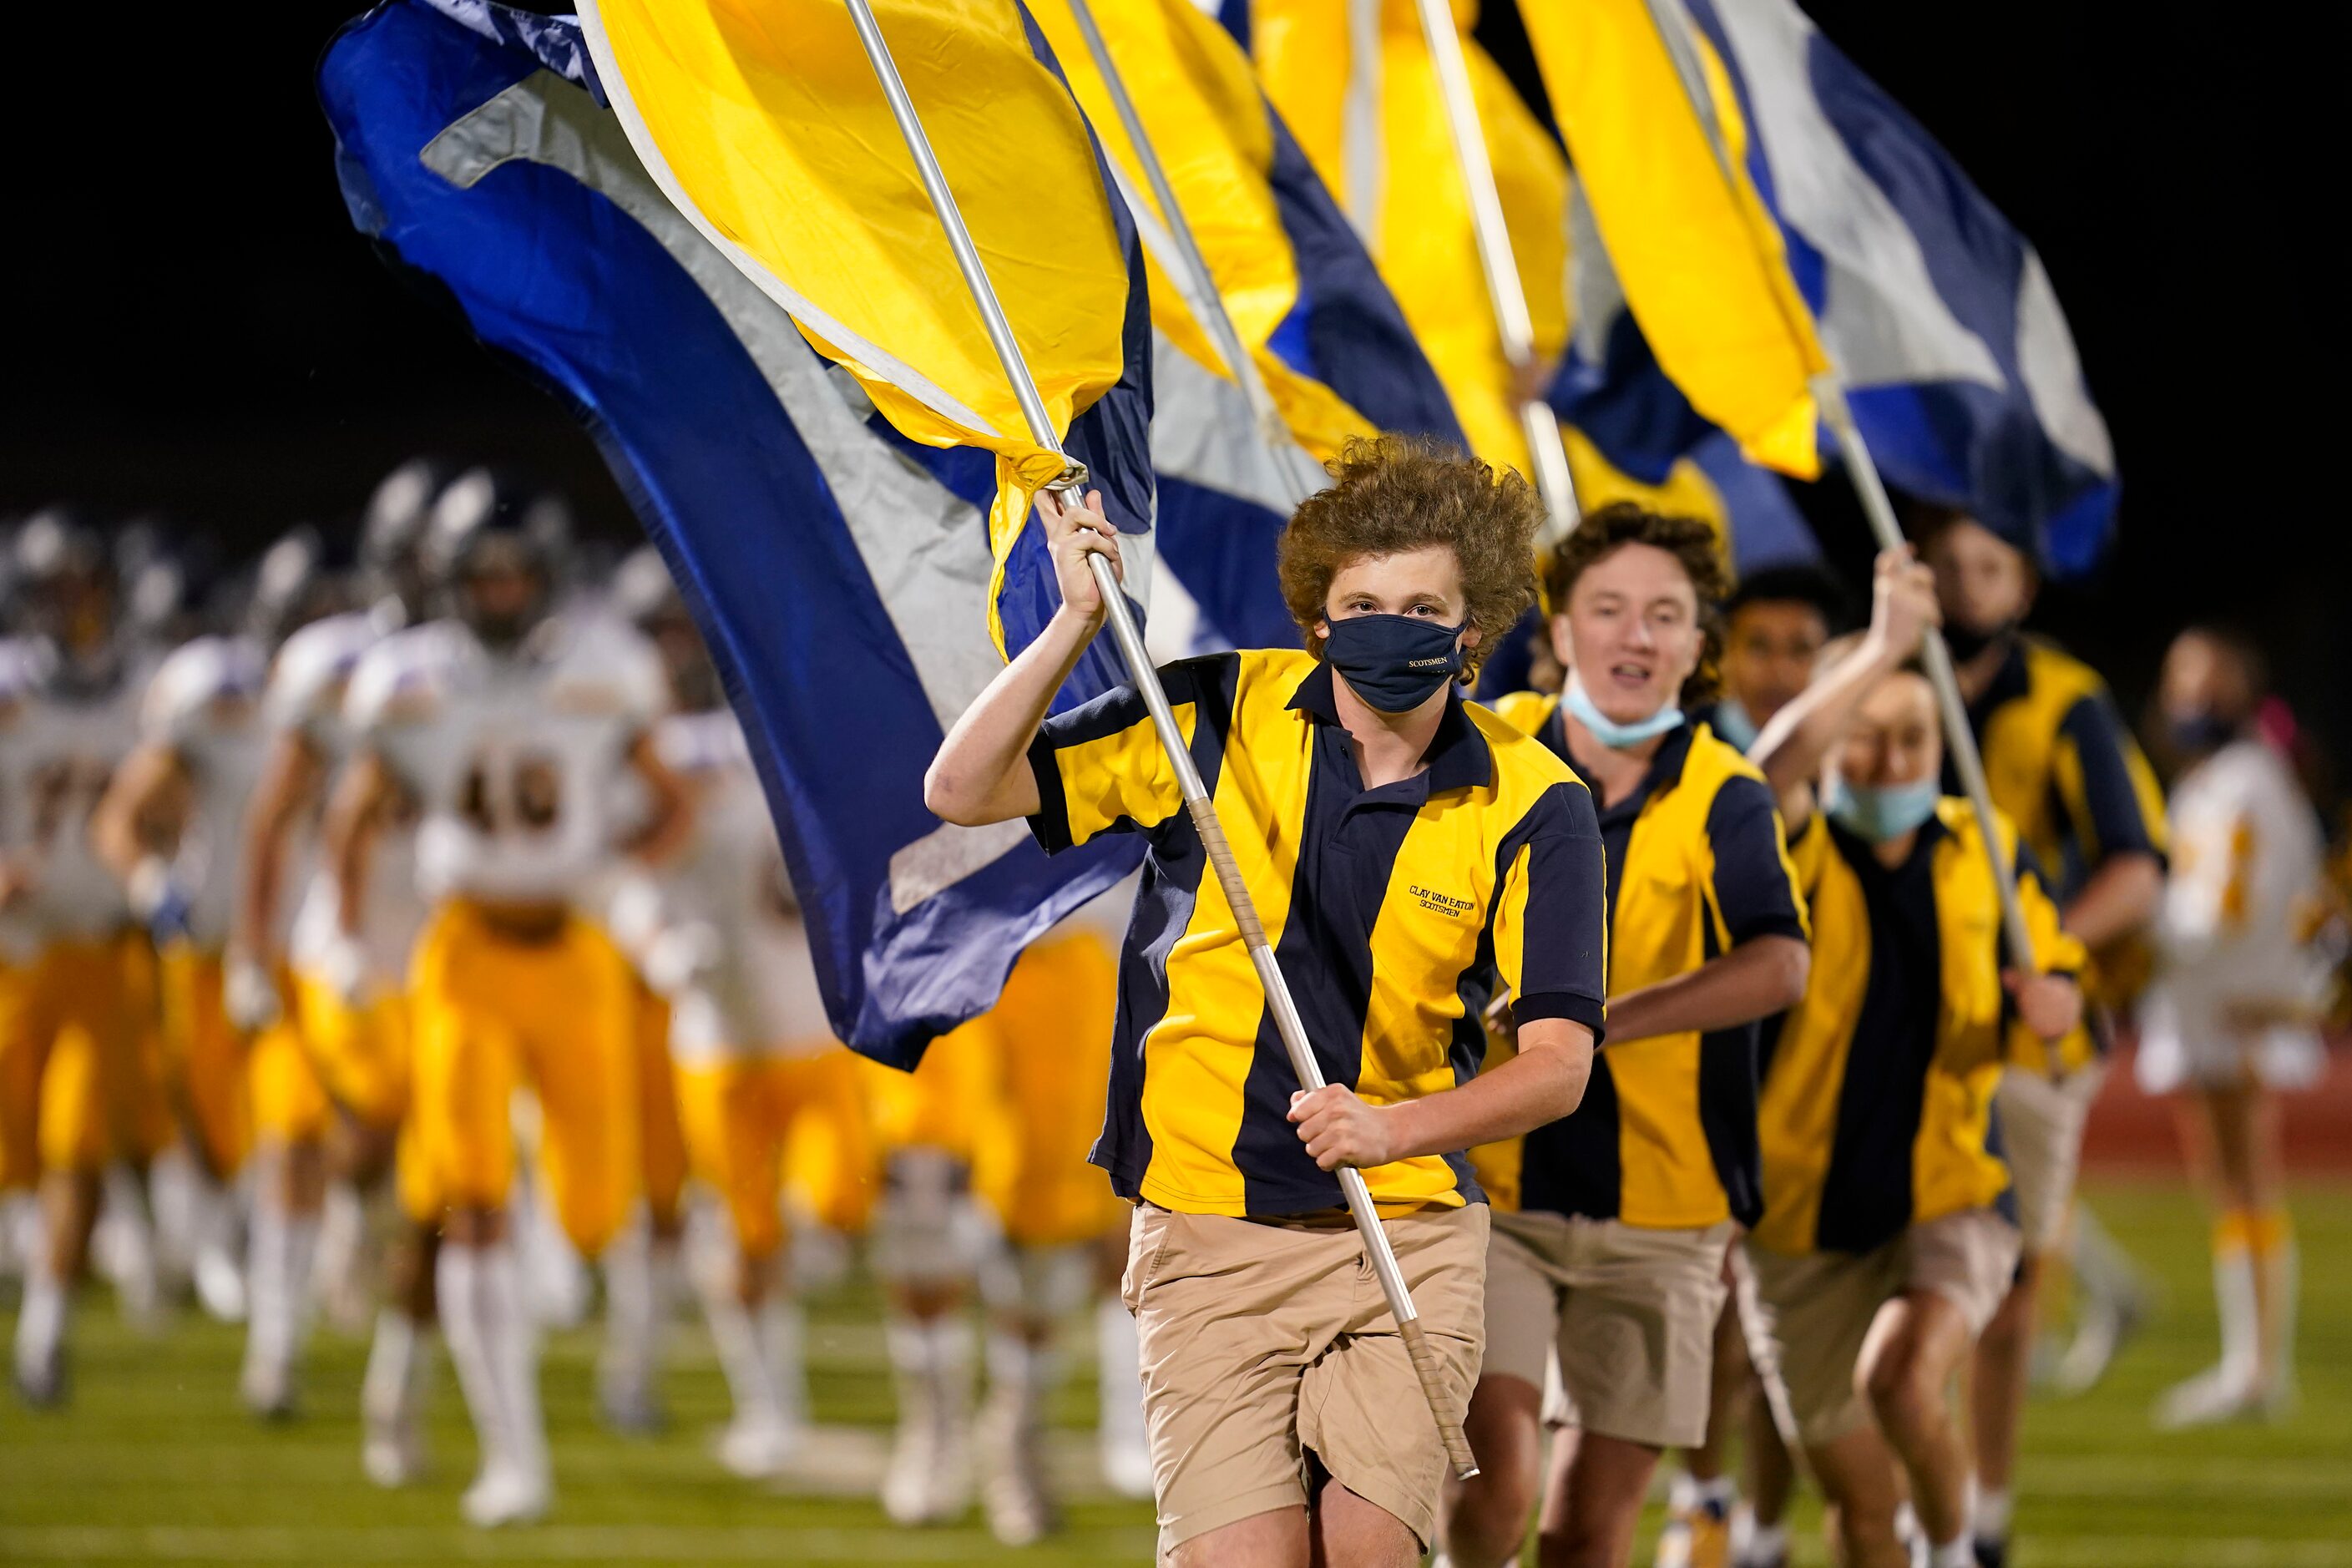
left=235, top=463, right=448, bottom=1480
left=91, top=550, right=351, bottom=1421
left=1667, top=561, right=1847, bottom=1568
left=1441, top=506, right=1811, bottom=1568
left=324, top=472, right=690, bottom=1526
left=926, top=438, right=1605, bottom=1568
left=1917, top=510, right=2166, bottom=1566
left=607, top=547, right=878, bottom=1479
left=1, top=513, right=165, bottom=1407
left=963, top=888, right=1137, bottom=1545
left=858, top=1004, right=996, bottom=1530
left=1742, top=547, right=2085, bottom=1568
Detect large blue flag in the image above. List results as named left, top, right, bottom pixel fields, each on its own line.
left=320, top=0, right=1147, bottom=1065
left=1702, top=0, right=2117, bottom=571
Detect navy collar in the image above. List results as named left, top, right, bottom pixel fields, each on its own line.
left=1548, top=708, right=1698, bottom=827
left=1287, top=660, right=1493, bottom=794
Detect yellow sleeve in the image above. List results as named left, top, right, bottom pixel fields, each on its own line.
left=1025, top=654, right=1231, bottom=853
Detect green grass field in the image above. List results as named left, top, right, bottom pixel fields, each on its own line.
left=3, top=1177, right=2348, bottom=1566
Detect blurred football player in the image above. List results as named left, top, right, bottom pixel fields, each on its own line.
left=608, top=546, right=877, bottom=1478
left=2140, top=627, right=2329, bottom=1427
left=322, top=469, right=690, bottom=1525
left=0, top=512, right=165, bottom=1405
left=1918, top=510, right=2165, bottom=1567
left=234, top=460, right=449, bottom=1476
left=1666, top=561, right=1842, bottom=1568
left=1743, top=549, right=2084, bottom=1568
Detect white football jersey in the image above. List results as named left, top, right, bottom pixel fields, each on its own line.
left=348, top=614, right=665, bottom=907
left=260, top=609, right=428, bottom=979
left=2143, top=738, right=2329, bottom=1050
left=140, top=635, right=271, bottom=948
left=0, top=643, right=148, bottom=956
left=639, top=708, right=832, bottom=1063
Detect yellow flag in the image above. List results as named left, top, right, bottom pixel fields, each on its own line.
left=578, top=0, right=1140, bottom=647
left=1030, top=0, right=1373, bottom=462
left=1250, top=0, right=1567, bottom=482
left=1520, top=0, right=1826, bottom=477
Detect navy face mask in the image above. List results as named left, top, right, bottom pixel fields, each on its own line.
left=1322, top=613, right=1469, bottom=713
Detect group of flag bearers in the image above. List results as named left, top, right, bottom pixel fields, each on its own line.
left=2, top=0, right=2329, bottom=1565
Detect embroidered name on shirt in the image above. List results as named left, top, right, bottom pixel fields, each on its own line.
left=1409, top=884, right=1474, bottom=918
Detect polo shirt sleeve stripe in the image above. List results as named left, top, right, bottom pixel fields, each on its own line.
left=1025, top=652, right=1239, bottom=854
left=2055, top=690, right=2169, bottom=867
left=1495, top=780, right=1609, bottom=1040
left=1702, top=773, right=1811, bottom=945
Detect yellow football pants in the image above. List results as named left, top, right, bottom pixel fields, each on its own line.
left=677, top=1047, right=878, bottom=1262
left=406, top=900, right=641, bottom=1256
left=0, top=937, right=160, bottom=1188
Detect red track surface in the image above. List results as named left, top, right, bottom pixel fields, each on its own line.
left=2081, top=1034, right=2352, bottom=1174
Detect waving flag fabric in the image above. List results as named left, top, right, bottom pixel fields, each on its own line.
left=1234, top=0, right=1571, bottom=488
left=576, top=0, right=1152, bottom=658
left=320, top=0, right=1142, bottom=1065
left=1553, top=185, right=1817, bottom=571
left=1683, top=0, right=2117, bottom=571
left=1520, top=0, right=1826, bottom=480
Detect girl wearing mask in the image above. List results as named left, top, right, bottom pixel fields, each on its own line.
left=1740, top=547, right=2084, bottom=1568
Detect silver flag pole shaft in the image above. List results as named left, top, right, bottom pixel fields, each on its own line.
left=841, top=0, right=1475, bottom=1478
left=1060, top=0, right=1326, bottom=506
left=1410, top=0, right=1582, bottom=545
left=1633, top=0, right=2039, bottom=969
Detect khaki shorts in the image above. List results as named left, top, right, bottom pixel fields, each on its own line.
left=1746, top=1206, right=2021, bottom=1447
left=1123, top=1201, right=1487, bottom=1555
left=1481, top=1210, right=1733, bottom=1450
left=1996, top=1061, right=2106, bottom=1252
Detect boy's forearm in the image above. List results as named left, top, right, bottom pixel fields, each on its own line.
left=1604, top=934, right=1809, bottom=1045
left=1384, top=1024, right=1593, bottom=1157
left=926, top=604, right=1098, bottom=824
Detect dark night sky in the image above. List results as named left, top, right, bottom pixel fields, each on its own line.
left=3, top=2, right=2340, bottom=788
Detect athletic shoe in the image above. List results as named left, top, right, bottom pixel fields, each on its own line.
left=712, top=1416, right=801, bottom=1480
left=979, top=1388, right=1055, bottom=1546
left=13, top=1341, right=64, bottom=1409
left=239, top=1356, right=297, bottom=1423
left=459, top=1464, right=550, bottom=1529
left=1972, top=1535, right=2007, bottom=1568
left=362, top=1409, right=428, bottom=1488
left=881, top=1399, right=971, bottom=1525
left=192, top=1243, right=248, bottom=1325
left=2050, top=1284, right=2147, bottom=1396
left=2152, top=1365, right=2293, bottom=1429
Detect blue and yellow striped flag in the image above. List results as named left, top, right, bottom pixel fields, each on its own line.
left=578, top=0, right=1152, bottom=658
left=1520, top=0, right=1827, bottom=478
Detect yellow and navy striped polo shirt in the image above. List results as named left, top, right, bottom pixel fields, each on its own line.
left=1025, top=649, right=1608, bottom=1220
left=1488, top=694, right=1807, bottom=1230
left=1959, top=636, right=2167, bottom=1067
left=1753, top=800, right=2087, bottom=1257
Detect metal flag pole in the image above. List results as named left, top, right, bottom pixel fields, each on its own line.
left=1409, top=0, right=1583, bottom=546
left=1059, top=0, right=1324, bottom=504
left=1633, top=0, right=2039, bottom=968
left=840, top=0, right=1479, bottom=1480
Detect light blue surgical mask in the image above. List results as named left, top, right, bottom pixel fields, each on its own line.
left=1710, top=697, right=1760, bottom=754
left=1824, top=776, right=1942, bottom=843
left=1563, top=671, right=1684, bottom=751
